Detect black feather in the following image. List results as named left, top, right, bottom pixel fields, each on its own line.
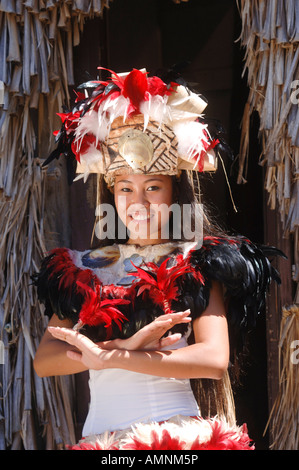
left=189, top=236, right=285, bottom=342
left=32, top=251, right=82, bottom=325
left=32, top=237, right=285, bottom=349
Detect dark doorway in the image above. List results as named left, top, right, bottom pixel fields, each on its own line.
left=72, top=0, right=269, bottom=448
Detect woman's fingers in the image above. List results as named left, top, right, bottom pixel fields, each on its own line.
left=66, top=349, right=83, bottom=362
left=132, top=310, right=191, bottom=350
left=48, top=326, right=94, bottom=352
left=47, top=309, right=191, bottom=355
left=48, top=326, right=107, bottom=369
left=153, top=310, right=191, bottom=329
left=48, top=325, right=76, bottom=344
left=159, top=333, right=182, bottom=348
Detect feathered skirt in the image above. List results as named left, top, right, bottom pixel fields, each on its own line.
left=68, top=415, right=254, bottom=450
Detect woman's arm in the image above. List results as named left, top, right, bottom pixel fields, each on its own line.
left=47, top=281, right=230, bottom=380
left=103, top=281, right=229, bottom=379
left=33, top=314, right=89, bottom=377
left=34, top=309, right=191, bottom=377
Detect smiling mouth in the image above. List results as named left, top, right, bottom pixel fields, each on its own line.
left=128, top=211, right=154, bottom=222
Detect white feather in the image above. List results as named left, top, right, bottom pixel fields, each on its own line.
left=75, top=96, right=131, bottom=146
left=99, top=94, right=129, bottom=136
left=172, top=121, right=209, bottom=162
left=80, top=146, right=104, bottom=166
left=74, top=145, right=105, bottom=183
left=75, top=110, right=99, bottom=140
left=122, top=415, right=213, bottom=448
left=139, top=94, right=171, bottom=130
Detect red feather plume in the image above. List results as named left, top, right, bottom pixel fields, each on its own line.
left=123, top=429, right=186, bottom=450
left=122, top=69, right=148, bottom=111
left=71, top=133, right=102, bottom=163
left=96, top=67, right=176, bottom=117
left=75, top=281, right=129, bottom=337
left=147, top=76, right=175, bottom=97
left=190, top=420, right=254, bottom=450
left=132, top=254, right=203, bottom=314
left=47, top=248, right=101, bottom=294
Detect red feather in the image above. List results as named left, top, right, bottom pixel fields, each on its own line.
left=147, top=76, right=168, bottom=96
left=123, top=429, right=186, bottom=450
left=47, top=248, right=101, bottom=295
left=74, top=90, right=86, bottom=103
left=56, top=111, right=81, bottom=134
left=101, top=283, right=135, bottom=300
left=68, top=436, right=119, bottom=450
left=190, top=420, right=254, bottom=450
left=97, top=66, right=125, bottom=90
left=45, top=248, right=133, bottom=336
left=122, top=69, right=148, bottom=110
left=147, top=77, right=176, bottom=97
left=132, top=254, right=202, bottom=314
left=93, top=68, right=148, bottom=116
left=76, top=281, right=129, bottom=336
left=92, top=67, right=176, bottom=118
left=71, top=134, right=101, bottom=163
left=191, top=130, right=220, bottom=172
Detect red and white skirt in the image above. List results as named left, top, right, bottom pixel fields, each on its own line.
left=69, top=415, right=254, bottom=450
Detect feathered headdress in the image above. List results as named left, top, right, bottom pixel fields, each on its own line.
left=44, top=68, right=222, bottom=183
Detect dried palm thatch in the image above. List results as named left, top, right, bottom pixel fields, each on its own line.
left=0, top=1, right=111, bottom=450
left=237, top=0, right=299, bottom=294
left=264, top=305, right=299, bottom=450
left=237, top=0, right=299, bottom=449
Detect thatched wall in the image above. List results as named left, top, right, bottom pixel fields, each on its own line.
left=238, top=0, right=299, bottom=450
left=0, top=0, right=110, bottom=450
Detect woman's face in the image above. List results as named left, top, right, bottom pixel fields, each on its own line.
left=114, top=174, right=174, bottom=245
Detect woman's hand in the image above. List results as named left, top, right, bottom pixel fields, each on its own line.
left=47, top=309, right=191, bottom=371
left=47, top=309, right=191, bottom=370
left=48, top=326, right=108, bottom=370
left=97, top=310, right=191, bottom=351
left=46, top=283, right=229, bottom=379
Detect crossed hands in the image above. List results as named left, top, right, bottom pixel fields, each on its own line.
left=48, top=310, right=191, bottom=371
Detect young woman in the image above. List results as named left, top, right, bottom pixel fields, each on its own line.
left=33, top=69, right=282, bottom=450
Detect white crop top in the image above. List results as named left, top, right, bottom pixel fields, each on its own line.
left=82, top=336, right=200, bottom=437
